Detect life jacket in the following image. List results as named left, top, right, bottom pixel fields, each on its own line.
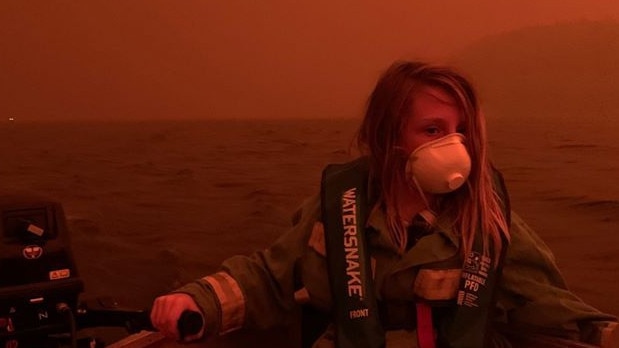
left=311, top=157, right=511, bottom=348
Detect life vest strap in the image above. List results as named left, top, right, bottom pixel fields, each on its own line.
left=321, top=159, right=385, bottom=348
left=416, top=302, right=436, bottom=348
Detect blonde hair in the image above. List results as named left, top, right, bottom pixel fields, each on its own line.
left=356, top=61, right=510, bottom=262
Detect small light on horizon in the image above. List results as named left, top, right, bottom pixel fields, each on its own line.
left=8, top=117, right=15, bottom=122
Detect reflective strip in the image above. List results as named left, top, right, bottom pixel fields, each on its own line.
left=413, top=269, right=461, bottom=300
left=308, top=221, right=326, bottom=256
left=203, top=272, right=246, bottom=334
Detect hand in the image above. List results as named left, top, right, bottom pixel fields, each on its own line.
left=150, top=293, right=205, bottom=342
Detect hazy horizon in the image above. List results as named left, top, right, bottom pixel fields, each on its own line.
left=3, top=1, right=619, bottom=122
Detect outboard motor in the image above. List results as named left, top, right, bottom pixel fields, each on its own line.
left=0, top=195, right=84, bottom=347
left=0, top=195, right=201, bottom=347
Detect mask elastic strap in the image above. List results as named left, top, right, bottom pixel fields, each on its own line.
left=411, top=176, right=433, bottom=212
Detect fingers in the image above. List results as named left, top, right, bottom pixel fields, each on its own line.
left=150, top=293, right=203, bottom=342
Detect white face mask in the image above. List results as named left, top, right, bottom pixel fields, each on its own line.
left=405, top=133, right=471, bottom=194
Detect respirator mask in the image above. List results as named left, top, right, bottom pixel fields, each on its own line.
left=405, top=133, right=471, bottom=194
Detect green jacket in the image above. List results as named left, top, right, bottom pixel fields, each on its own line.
left=177, top=175, right=616, bottom=347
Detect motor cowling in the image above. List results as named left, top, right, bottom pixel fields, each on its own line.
left=0, top=195, right=84, bottom=344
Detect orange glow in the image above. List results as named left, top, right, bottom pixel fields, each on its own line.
left=2, top=1, right=619, bottom=121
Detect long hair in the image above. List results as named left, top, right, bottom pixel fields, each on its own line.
left=355, top=61, right=509, bottom=262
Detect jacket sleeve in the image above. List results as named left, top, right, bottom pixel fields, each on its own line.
left=173, top=194, right=321, bottom=337
left=496, top=211, right=617, bottom=339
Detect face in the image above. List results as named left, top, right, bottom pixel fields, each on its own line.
left=401, top=85, right=465, bottom=153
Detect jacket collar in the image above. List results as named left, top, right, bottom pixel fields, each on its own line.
left=366, top=204, right=460, bottom=272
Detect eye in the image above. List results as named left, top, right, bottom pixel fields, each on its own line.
left=424, top=126, right=442, bottom=136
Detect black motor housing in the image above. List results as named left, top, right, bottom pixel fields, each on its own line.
left=0, top=195, right=84, bottom=340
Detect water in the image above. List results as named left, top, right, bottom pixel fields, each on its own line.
left=0, top=117, right=617, bottom=346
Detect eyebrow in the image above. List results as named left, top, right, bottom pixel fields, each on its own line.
left=416, top=117, right=466, bottom=130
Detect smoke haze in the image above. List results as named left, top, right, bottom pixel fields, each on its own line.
left=2, top=1, right=619, bottom=121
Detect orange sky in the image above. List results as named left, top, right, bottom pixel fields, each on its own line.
left=2, top=1, right=619, bottom=121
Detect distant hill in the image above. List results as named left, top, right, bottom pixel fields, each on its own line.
left=449, top=20, right=619, bottom=122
